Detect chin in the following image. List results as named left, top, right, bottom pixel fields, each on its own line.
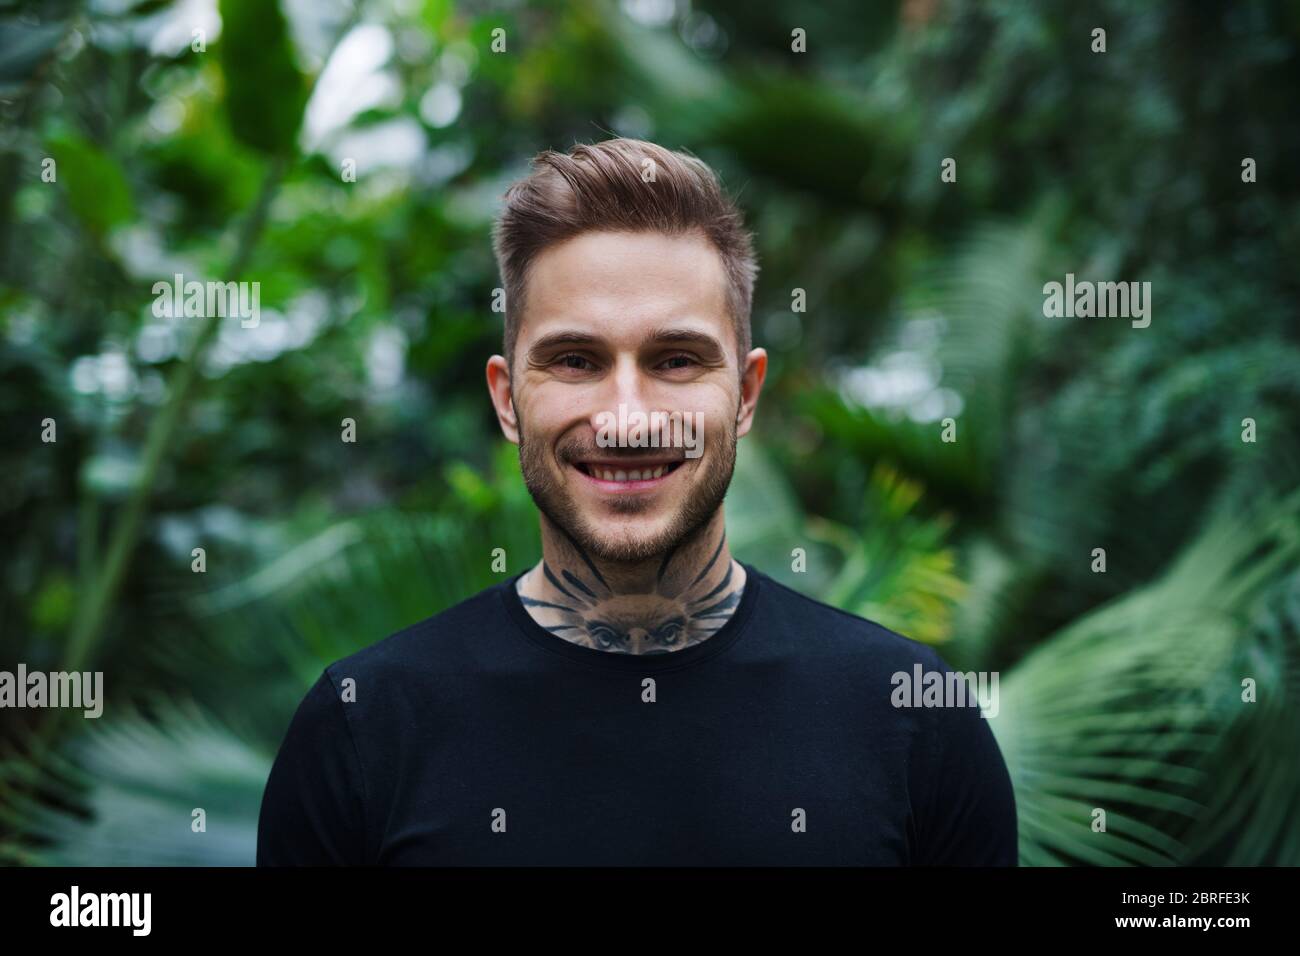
left=583, top=525, right=675, bottom=562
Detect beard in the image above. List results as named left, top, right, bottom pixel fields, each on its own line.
left=516, top=403, right=737, bottom=564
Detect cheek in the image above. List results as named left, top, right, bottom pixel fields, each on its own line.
left=693, top=393, right=738, bottom=443
left=671, top=380, right=732, bottom=418
left=514, top=391, right=562, bottom=439
left=522, top=380, right=598, bottom=428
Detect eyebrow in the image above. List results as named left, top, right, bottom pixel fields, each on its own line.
left=525, top=327, right=726, bottom=362
left=642, top=328, right=725, bottom=353
left=526, top=331, right=603, bottom=360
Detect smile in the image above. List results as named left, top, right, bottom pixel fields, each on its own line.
left=571, top=459, right=685, bottom=490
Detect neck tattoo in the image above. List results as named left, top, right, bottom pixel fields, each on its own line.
left=515, top=531, right=746, bottom=655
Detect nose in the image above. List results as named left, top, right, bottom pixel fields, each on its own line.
left=588, top=353, right=653, bottom=435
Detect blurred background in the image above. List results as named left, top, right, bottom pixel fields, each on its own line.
left=2, top=0, right=1298, bottom=865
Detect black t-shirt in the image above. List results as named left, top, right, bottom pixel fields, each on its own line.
left=256, top=564, right=1018, bottom=865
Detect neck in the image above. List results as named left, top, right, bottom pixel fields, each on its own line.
left=515, top=512, right=747, bottom=655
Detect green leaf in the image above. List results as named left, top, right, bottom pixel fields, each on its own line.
left=2, top=700, right=267, bottom=866
left=217, top=0, right=307, bottom=155
left=45, top=134, right=134, bottom=238
left=995, top=487, right=1300, bottom=865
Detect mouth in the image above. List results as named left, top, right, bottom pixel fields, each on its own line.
left=570, top=459, right=686, bottom=491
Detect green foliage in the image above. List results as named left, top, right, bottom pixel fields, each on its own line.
left=0, top=19, right=66, bottom=94
left=217, top=0, right=309, bottom=155
left=994, top=488, right=1300, bottom=864
left=4, top=701, right=265, bottom=866
left=819, top=465, right=966, bottom=646
left=45, top=133, right=134, bottom=239
left=2, top=0, right=1298, bottom=865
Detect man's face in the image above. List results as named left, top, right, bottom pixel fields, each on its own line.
left=487, top=229, right=764, bottom=564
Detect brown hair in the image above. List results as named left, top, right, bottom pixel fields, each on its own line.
left=491, top=138, right=758, bottom=369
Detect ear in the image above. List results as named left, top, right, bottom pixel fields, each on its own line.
left=735, top=347, right=767, bottom=439
left=486, top=354, right=520, bottom=444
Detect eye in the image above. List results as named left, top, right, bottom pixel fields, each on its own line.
left=588, top=624, right=620, bottom=648
left=654, top=620, right=684, bottom=645
left=659, top=353, right=696, bottom=371
left=555, top=353, right=597, bottom=372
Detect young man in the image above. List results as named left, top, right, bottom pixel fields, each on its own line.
left=257, top=138, right=1018, bottom=866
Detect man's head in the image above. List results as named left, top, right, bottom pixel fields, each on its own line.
left=486, top=138, right=766, bottom=564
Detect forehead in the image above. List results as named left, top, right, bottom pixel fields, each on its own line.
left=519, top=229, right=730, bottom=345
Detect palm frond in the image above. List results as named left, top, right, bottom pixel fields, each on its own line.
left=994, top=486, right=1300, bottom=864
left=3, top=698, right=266, bottom=866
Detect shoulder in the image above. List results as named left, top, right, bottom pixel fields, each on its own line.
left=749, top=567, right=951, bottom=672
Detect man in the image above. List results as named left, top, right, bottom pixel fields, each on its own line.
left=256, top=138, right=1018, bottom=866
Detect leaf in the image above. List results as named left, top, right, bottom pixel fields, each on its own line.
left=2, top=700, right=267, bottom=866
left=995, top=487, right=1300, bottom=864
left=45, top=133, right=134, bottom=238
left=217, top=0, right=307, bottom=155
left=821, top=464, right=966, bottom=646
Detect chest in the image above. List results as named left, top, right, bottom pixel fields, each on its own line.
left=371, top=679, right=919, bottom=865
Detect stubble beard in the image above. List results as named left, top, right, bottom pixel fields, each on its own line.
left=515, top=401, right=737, bottom=564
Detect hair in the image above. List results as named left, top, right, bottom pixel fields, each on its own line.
left=491, top=138, right=758, bottom=370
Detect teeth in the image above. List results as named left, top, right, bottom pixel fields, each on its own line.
left=587, top=465, right=673, bottom=482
